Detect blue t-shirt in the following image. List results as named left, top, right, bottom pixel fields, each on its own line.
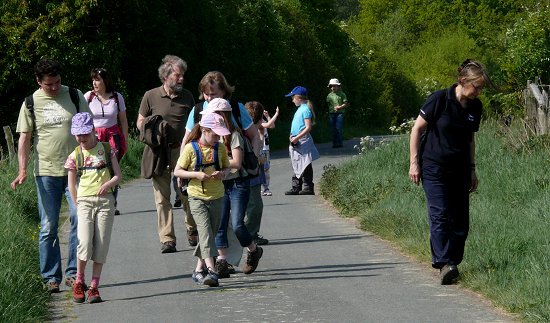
left=185, top=100, right=253, bottom=132
left=290, top=103, right=312, bottom=136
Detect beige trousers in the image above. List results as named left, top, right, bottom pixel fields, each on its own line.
left=152, top=148, right=196, bottom=244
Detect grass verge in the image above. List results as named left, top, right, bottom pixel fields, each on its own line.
left=320, top=119, right=550, bottom=322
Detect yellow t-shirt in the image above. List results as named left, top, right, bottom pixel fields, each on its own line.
left=65, top=142, right=114, bottom=197
left=177, top=142, right=229, bottom=200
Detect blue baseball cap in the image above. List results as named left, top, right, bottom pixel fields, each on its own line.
left=285, top=86, right=308, bottom=97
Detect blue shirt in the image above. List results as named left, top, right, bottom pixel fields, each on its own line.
left=185, top=100, right=253, bottom=132
left=290, top=103, right=312, bottom=136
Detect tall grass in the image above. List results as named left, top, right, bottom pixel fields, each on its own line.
left=320, top=119, right=550, bottom=322
left=0, top=161, right=49, bottom=322
left=0, top=137, right=144, bottom=322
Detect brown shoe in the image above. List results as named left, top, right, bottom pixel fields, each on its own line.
left=187, top=229, right=198, bottom=247
left=242, top=247, right=263, bottom=275
left=45, top=281, right=60, bottom=293
left=160, top=241, right=176, bottom=253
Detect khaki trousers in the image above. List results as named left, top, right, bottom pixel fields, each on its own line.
left=152, top=148, right=196, bottom=244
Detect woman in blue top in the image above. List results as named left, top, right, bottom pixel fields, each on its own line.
left=284, top=86, right=320, bottom=195
left=409, top=59, right=490, bottom=285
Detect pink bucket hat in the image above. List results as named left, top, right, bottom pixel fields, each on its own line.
left=200, top=98, right=232, bottom=115
left=200, top=112, right=230, bottom=136
left=71, top=112, right=94, bottom=135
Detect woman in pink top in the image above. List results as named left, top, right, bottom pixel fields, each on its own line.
left=85, top=68, right=129, bottom=214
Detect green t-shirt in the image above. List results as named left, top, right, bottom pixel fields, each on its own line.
left=16, top=86, right=90, bottom=176
left=326, top=90, right=348, bottom=114
left=177, top=142, right=230, bottom=200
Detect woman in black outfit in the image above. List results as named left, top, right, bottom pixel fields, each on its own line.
left=409, top=59, right=490, bottom=285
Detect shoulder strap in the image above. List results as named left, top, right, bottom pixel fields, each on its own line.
left=87, top=91, right=96, bottom=104
left=25, top=94, right=36, bottom=130
left=112, top=92, right=120, bottom=112
left=229, top=99, right=242, bottom=129
left=191, top=141, right=202, bottom=171
left=194, top=101, right=203, bottom=124
left=102, top=142, right=114, bottom=177
left=213, top=143, right=220, bottom=171
left=69, top=87, right=80, bottom=113
left=75, top=145, right=84, bottom=177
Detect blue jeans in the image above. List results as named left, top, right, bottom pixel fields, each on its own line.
left=215, top=177, right=253, bottom=249
left=329, top=113, right=344, bottom=146
left=36, top=176, right=78, bottom=283
left=422, top=162, right=470, bottom=269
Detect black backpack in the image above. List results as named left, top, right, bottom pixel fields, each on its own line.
left=25, top=87, right=80, bottom=131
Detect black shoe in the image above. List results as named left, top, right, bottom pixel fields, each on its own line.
left=255, top=235, right=269, bottom=245
left=440, top=264, right=459, bottom=285
left=114, top=209, right=121, bottom=215
left=242, top=247, right=263, bottom=274
left=187, top=229, right=198, bottom=247
left=173, top=198, right=182, bottom=208
left=160, top=241, right=176, bottom=253
left=203, top=270, right=219, bottom=287
left=227, top=264, right=236, bottom=274
left=298, top=190, right=315, bottom=195
left=215, top=259, right=231, bottom=278
left=284, top=189, right=300, bottom=195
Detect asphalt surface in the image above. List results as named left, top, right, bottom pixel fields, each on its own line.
left=51, top=138, right=516, bottom=322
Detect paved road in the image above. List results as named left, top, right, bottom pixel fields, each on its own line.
left=52, top=138, right=516, bottom=322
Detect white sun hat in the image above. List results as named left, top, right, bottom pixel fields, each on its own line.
left=327, top=78, right=341, bottom=87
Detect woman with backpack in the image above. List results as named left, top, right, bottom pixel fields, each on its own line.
left=408, top=59, right=490, bottom=285
left=85, top=68, right=129, bottom=215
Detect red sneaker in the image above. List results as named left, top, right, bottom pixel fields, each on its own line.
left=87, top=287, right=103, bottom=303
left=73, top=282, right=86, bottom=303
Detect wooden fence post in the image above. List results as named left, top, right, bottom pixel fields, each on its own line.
left=3, top=126, right=15, bottom=162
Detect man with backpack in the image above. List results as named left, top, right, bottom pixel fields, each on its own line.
left=10, top=58, right=91, bottom=293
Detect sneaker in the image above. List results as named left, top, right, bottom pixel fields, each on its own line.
left=203, top=270, right=219, bottom=287
left=262, top=190, right=272, bottom=196
left=46, top=281, right=60, bottom=293
left=440, top=264, right=459, bottom=285
left=242, top=246, right=263, bottom=275
left=73, top=281, right=86, bottom=303
left=215, top=259, right=231, bottom=278
left=227, top=264, right=236, bottom=274
left=87, top=287, right=102, bottom=303
left=255, top=235, right=269, bottom=245
left=187, top=229, right=198, bottom=247
left=173, top=198, right=182, bottom=208
left=192, top=270, right=207, bottom=284
left=284, top=189, right=300, bottom=195
left=298, top=189, right=315, bottom=195
left=160, top=241, right=176, bottom=253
